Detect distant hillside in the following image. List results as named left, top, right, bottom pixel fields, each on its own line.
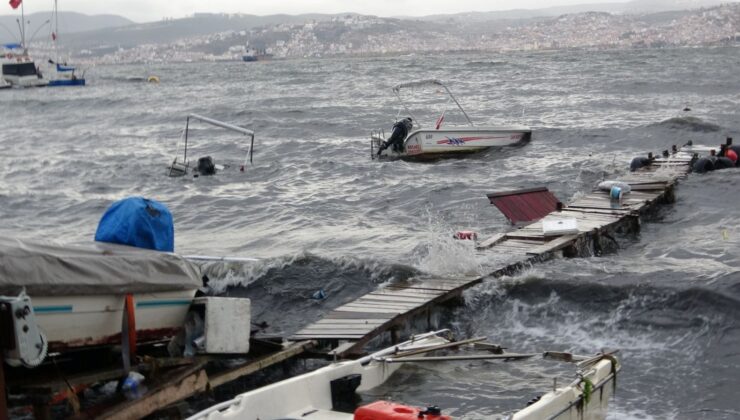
left=0, top=11, right=132, bottom=43
left=56, top=13, right=350, bottom=50
left=420, top=0, right=735, bottom=22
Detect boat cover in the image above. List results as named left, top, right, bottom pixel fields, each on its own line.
left=0, top=237, right=202, bottom=296
left=95, top=197, right=174, bottom=252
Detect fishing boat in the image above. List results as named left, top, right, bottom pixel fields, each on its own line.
left=242, top=47, right=272, bottom=62
left=46, top=0, right=86, bottom=86
left=1, top=49, right=47, bottom=88
left=371, top=80, right=531, bottom=160
left=187, top=330, right=620, bottom=420
left=0, top=237, right=201, bottom=358
left=167, top=113, right=255, bottom=177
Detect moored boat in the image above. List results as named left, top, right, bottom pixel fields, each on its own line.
left=1, top=51, right=48, bottom=88
left=46, top=0, right=86, bottom=87
left=372, top=79, right=531, bottom=160
left=242, top=47, right=272, bottom=62
left=0, top=237, right=201, bottom=354
left=187, top=330, right=620, bottom=420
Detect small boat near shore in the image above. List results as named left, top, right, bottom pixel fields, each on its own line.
left=372, top=79, right=531, bottom=160
left=188, top=330, right=621, bottom=420
left=0, top=237, right=201, bottom=356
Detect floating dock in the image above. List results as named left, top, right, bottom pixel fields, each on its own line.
left=290, top=145, right=701, bottom=356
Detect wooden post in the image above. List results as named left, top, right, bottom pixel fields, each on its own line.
left=0, top=353, right=8, bottom=420
left=390, top=328, right=400, bottom=345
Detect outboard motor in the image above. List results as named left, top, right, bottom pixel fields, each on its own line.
left=197, top=156, right=216, bottom=176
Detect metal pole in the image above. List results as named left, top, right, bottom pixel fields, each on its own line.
left=442, top=84, right=474, bottom=127
left=383, top=352, right=538, bottom=363
left=184, top=117, right=190, bottom=163
left=20, top=1, right=25, bottom=53
left=393, top=89, right=421, bottom=129
left=54, top=0, right=58, bottom=44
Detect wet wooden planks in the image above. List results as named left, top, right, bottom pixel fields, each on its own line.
left=290, top=278, right=477, bottom=341
left=289, top=147, right=696, bottom=352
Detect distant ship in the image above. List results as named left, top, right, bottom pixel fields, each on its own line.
left=242, top=48, right=273, bottom=62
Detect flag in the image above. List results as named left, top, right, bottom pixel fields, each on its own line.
left=9, top=0, right=21, bottom=10
left=51, top=32, right=56, bottom=41
left=435, top=111, right=446, bottom=130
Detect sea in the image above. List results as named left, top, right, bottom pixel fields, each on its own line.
left=0, top=46, right=739, bottom=419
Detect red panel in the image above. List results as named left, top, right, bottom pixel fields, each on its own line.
left=487, top=188, right=560, bottom=224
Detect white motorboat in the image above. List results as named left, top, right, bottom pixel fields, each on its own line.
left=187, top=330, right=620, bottom=420
left=1, top=52, right=48, bottom=88
left=372, top=80, right=531, bottom=160
left=0, top=237, right=201, bottom=356
left=167, top=114, right=255, bottom=177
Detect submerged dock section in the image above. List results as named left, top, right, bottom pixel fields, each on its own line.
left=290, top=145, right=700, bottom=356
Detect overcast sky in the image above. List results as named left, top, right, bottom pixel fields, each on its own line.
left=15, top=0, right=633, bottom=23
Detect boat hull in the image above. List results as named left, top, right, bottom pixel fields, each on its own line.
left=407, top=127, right=531, bottom=154
left=48, top=78, right=85, bottom=86
left=32, top=290, right=196, bottom=352
left=2, top=74, right=47, bottom=88
left=512, top=357, right=618, bottom=420
left=376, top=126, right=532, bottom=160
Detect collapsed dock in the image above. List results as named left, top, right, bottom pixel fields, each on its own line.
left=289, top=144, right=703, bottom=356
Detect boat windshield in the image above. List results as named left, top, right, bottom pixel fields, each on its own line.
left=2, top=63, right=37, bottom=76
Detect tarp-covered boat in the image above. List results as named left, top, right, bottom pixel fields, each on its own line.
left=0, top=237, right=201, bottom=352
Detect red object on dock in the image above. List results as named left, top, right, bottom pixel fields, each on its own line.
left=453, top=231, right=477, bottom=240
left=355, top=401, right=451, bottom=420
left=486, top=186, right=560, bottom=224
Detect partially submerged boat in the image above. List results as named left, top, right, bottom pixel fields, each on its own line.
left=372, top=80, right=531, bottom=160
left=187, top=330, right=620, bottom=420
left=167, top=113, right=255, bottom=177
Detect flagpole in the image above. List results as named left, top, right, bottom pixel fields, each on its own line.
left=20, top=0, right=25, bottom=53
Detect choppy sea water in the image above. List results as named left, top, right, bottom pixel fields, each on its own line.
left=1, top=46, right=739, bottom=419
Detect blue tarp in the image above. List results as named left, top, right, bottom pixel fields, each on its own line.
left=2, top=43, right=22, bottom=50
left=56, top=63, right=75, bottom=72
left=94, top=197, right=174, bottom=252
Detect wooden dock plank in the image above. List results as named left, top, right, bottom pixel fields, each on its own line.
left=355, top=294, right=428, bottom=303
left=324, top=311, right=397, bottom=319
left=475, top=233, right=506, bottom=250
left=312, top=319, right=386, bottom=326
left=526, top=234, right=580, bottom=256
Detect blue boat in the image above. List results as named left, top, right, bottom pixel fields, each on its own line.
left=47, top=63, right=85, bottom=86
left=46, top=0, right=86, bottom=87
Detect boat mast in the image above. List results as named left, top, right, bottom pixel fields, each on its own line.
left=54, top=0, right=59, bottom=60
left=20, top=1, right=26, bottom=53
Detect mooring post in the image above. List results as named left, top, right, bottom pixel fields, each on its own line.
left=0, top=353, right=7, bottom=420
left=390, top=328, right=400, bottom=345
